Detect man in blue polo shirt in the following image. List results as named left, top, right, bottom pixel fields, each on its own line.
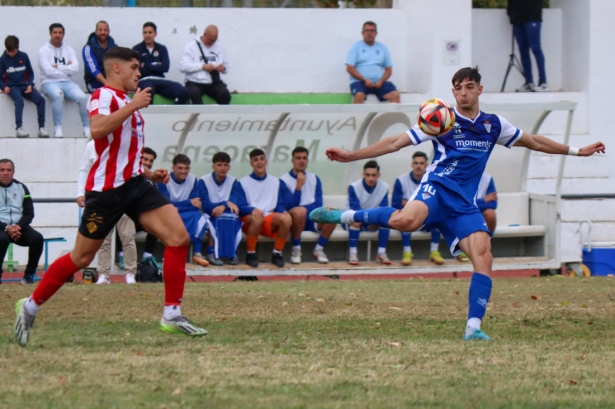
left=132, top=22, right=189, bottom=105
left=345, top=21, right=400, bottom=104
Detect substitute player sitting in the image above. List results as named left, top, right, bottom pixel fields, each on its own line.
left=347, top=160, right=391, bottom=266
left=14, top=47, right=207, bottom=347
left=392, top=151, right=444, bottom=266
left=476, top=172, right=497, bottom=233
left=198, top=151, right=243, bottom=266
left=237, top=149, right=292, bottom=268
left=280, top=147, right=336, bottom=264
left=310, top=66, right=604, bottom=341
left=158, top=154, right=209, bottom=267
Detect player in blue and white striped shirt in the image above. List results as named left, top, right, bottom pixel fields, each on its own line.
left=392, top=151, right=444, bottom=266
left=311, top=66, right=605, bottom=341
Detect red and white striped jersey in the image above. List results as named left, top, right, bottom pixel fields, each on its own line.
left=85, top=86, right=145, bottom=192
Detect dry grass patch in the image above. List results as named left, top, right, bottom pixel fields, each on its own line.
left=0, top=277, right=614, bottom=408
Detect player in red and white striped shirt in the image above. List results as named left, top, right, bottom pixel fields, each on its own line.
left=14, top=47, right=207, bottom=347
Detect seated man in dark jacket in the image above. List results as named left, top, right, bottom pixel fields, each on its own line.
left=132, top=22, right=189, bottom=105
left=82, top=21, right=117, bottom=93
left=0, top=159, right=44, bottom=284
left=0, top=35, right=49, bottom=138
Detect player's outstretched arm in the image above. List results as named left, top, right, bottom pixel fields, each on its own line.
left=326, top=132, right=413, bottom=163
left=514, top=133, right=605, bottom=157
left=90, top=88, right=152, bottom=140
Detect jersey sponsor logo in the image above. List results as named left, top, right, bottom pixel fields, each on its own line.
left=435, top=160, right=458, bottom=177
left=484, top=120, right=491, bottom=133
left=421, top=184, right=436, bottom=200
left=455, top=139, right=492, bottom=150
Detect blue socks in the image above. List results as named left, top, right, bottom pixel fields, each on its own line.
left=378, top=228, right=390, bottom=248
left=353, top=207, right=396, bottom=228
left=292, top=237, right=301, bottom=247
left=431, top=229, right=440, bottom=244
left=348, top=227, right=360, bottom=249
left=207, top=245, right=215, bottom=255
left=401, top=232, right=411, bottom=247
left=468, top=273, right=492, bottom=321
left=193, top=240, right=202, bottom=255
left=317, top=235, right=329, bottom=247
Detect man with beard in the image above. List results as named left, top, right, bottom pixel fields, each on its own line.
left=82, top=21, right=118, bottom=93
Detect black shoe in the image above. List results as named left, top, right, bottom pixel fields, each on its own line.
left=21, top=274, right=34, bottom=284
left=271, top=252, right=285, bottom=267
left=229, top=257, right=239, bottom=265
left=246, top=253, right=259, bottom=268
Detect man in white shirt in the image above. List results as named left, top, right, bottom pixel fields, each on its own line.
left=38, top=23, right=90, bottom=138
left=77, top=140, right=137, bottom=284
left=179, top=25, right=231, bottom=105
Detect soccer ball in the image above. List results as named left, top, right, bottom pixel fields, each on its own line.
left=417, top=98, right=455, bottom=136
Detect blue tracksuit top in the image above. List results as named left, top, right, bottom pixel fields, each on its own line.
left=82, top=32, right=118, bottom=86
left=0, top=51, right=35, bottom=90
left=132, top=41, right=170, bottom=79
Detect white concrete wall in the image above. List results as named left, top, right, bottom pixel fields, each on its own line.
left=472, top=8, right=562, bottom=93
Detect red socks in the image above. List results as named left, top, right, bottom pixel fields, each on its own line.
left=31, top=253, right=79, bottom=305
left=163, top=245, right=188, bottom=306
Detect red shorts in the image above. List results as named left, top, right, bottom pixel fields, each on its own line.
left=241, top=213, right=277, bottom=238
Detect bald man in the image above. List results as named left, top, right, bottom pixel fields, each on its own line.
left=179, top=25, right=231, bottom=105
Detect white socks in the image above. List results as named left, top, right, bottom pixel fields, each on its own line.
left=142, top=252, right=152, bottom=258
left=430, top=242, right=440, bottom=252
left=314, top=244, right=324, bottom=252
left=24, top=297, right=41, bottom=316
left=163, top=305, right=181, bottom=320
left=349, top=247, right=358, bottom=255
left=403, top=246, right=411, bottom=253
left=273, top=249, right=282, bottom=255
left=341, top=210, right=356, bottom=224
left=377, top=247, right=386, bottom=254
left=465, top=317, right=481, bottom=337
left=292, top=245, right=301, bottom=252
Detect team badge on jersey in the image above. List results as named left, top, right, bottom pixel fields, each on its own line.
left=453, top=122, right=464, bottom=138
left=153, top=51, right=159, bottom=57
left=484, top=121, right=491, bottom=133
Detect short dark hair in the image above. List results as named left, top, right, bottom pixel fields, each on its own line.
left=0, top=159, right=15, bottom=171
left=4, top=36, right=19, bottom=52
left=143, top=147, right=157, bottom=159
left=364, top=160, right=379, bottom=172
left=291, top=146, right=309, bottom=157
left=249, top=148, right=266, bottom=159
left=104, top=47, right=140, bottom=64
left=96, top=20, right=109, bottom=30
left=49, top=23, right=65, bottom=34
left=452, top=66, right=481, bottom=86
left=212, top=151, right=231, bottom=164
left=173, top=154, right=191, bottom=166
left=143, top=22, right=157, bottom=32
left=363, top=21, right=377, bottom=31
left=412, top=151, right=428, bottom=161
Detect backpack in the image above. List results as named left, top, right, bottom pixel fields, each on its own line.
left=136, top=258, right=163, bottom=283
